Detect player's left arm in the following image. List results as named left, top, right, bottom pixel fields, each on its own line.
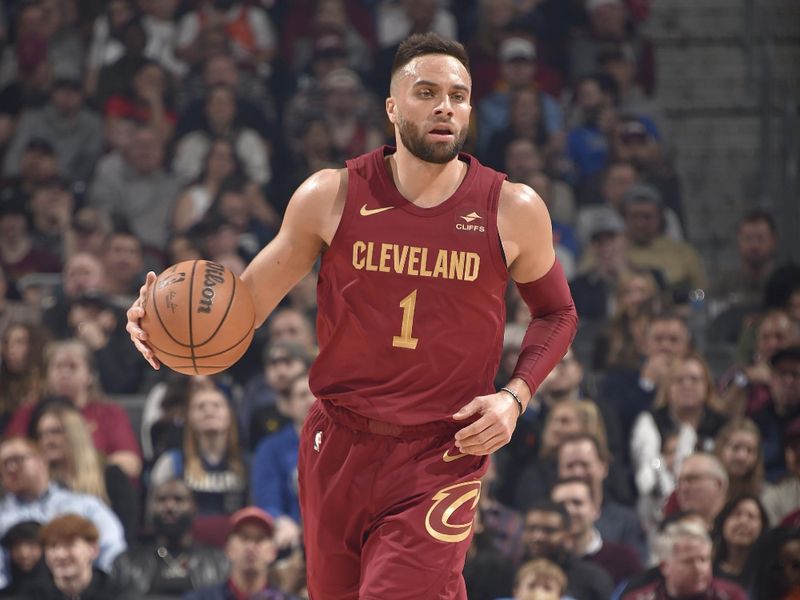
left=453, top=181, right=578, bottom=456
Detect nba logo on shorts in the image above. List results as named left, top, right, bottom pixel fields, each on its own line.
left=314, top=431, right=323, bottom=452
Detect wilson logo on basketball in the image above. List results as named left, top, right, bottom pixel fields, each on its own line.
left=197, top=262, right=226, bottom=314
left=424, top=480, right=481, bottom=543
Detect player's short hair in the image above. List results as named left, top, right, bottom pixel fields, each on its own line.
left=391, top=33, right=469, bottom=78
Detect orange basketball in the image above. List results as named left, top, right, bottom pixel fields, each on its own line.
left=141, top=260, right=256, bottom=375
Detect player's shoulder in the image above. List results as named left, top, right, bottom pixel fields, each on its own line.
left=498, top=179, right=548, bottom=221
left=287, top=168, right=348, bottom=213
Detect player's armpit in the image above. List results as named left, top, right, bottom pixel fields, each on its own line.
left=242, top=168, right=347, bottom=327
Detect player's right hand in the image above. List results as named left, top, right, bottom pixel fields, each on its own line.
left=126, top=271, right=160, bottom=370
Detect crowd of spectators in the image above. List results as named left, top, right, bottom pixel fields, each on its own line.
left=0, top=0, right=798, bottom=599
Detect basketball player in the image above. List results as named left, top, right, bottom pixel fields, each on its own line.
left=127, top=33, right=578, bottom=600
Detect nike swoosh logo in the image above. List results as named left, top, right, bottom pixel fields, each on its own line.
left=360, top=204, right=395, bottom=217
left=443, top=448, right=469, bottom=463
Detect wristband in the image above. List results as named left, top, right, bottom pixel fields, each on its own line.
left=500, top=387, right=523, bottom=417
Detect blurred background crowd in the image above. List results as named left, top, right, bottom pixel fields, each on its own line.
left=0, top=0, right=798, bottom=599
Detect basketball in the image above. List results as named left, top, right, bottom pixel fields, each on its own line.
left=141, top=260, right=256, bottom=375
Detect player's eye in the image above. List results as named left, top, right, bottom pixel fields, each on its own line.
left=418, top=89, right=433, bottom=98
left=451, top=93, right=466, bottom=102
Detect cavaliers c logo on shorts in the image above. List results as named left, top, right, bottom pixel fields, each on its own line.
left=424, top=480, right=481, bottom=543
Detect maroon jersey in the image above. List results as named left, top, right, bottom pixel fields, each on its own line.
left=309, top=146, right=509, bottom=426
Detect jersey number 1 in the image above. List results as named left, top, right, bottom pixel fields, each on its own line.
left=392, top=289, right=419, bottom=350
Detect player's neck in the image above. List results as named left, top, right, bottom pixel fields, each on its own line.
left=388, top=146, right=467, bottom=209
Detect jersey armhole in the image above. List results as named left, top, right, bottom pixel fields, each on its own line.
left=323, top=164, right=359, bottom=256
left=487, top=172, right=511, bottom=277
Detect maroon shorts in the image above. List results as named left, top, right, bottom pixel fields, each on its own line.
left=298, top=400, right=487, bottom=600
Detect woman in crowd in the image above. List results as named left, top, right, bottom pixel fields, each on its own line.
left=593, top=267, right=663, bottom=371
left=0, top=321, right=48, bottom=432
left=172, top=137, right=274, bottom=234
left=29, top=398, right=139, bottom=541
left=712, top=494, right=768, bottom=589
left=714, top=417, right=765, bottom=500
left=5, top=339, right=142, bottom=479
left=631, top=352, right=728, bottom=501
left=149, top=381, right=246, bottom=515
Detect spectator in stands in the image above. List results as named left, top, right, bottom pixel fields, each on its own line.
left=175, top=0, right=277, bottom=76
left=0, top=437, right=127, bottom=589
left=674, top=453, right=729, bottom=530
left=750, top=526, right=800, bottom=600
left=526, top=170, right=579, bottom=256
left=90, top=125, right=181, bottom=251
left=762, top=415, right=800, bottom=525
left=718, top=309, right=799, bottom=417
left=521, top=500, right=615, bottom=600
left=600, top=311, right=691, bottom=441
left=598, top=44, right=663, bottom=130
left=484, top=87, right=553, bottom=172
left=267, top=308, right=316, bottom=354
left=84, top=0, right=138, bottom=97
left=111, top=478, right=228, bottom=596
left=714, top=418, right=765, bottom=500
left=712, top=210, right=779, bottom=309
left=205, top=180, right=278, bottom=262
left=101, top=230, right=146, bottom=305
left=711, top=494, right=767, bottom=589
left=752, top=345, right=800, bottom=481
left=320, top=68, right=385, bottom=161
left=0, top=138, right=59, bottom=206
left=68, top=208, right=112, bottom=261
left=477, top=36, right=564, bottom=158
left=173, top=84, right=271, bottom=187
left=612, top=116, right=684, bottom=227
left=27, top=178, right=75, bottom=263
left=0, top=321, right=48, bottom=431
left=150, top=382, right=246, bottom=515
left=93, top=18, right=149, bottom=112
left=104, top=58, right=176, bottom=143
left=566, top=74, right=617, bottom=185
left=631, top=352, right=727, bottom=505
left=557, top=433, right=646, bottom=558
left=137, top=0, right=186, bottom=80
left=463, top=500, right=516, bottom=600
left=65, top=290, right=145, bottom=394
left=172, top=138, right=259, bottom=234
left=30, top=399, right=139, bottom=542
left=185, top=506, right=296, bottom=600
left=244, top=341, right=312, bottom=451
left=570, top=0, right=655, bottom=95
left=286, top=119, right=340, bottom=194
left=3, top=77, right=103, bottom=183
left=0, top=521, right=48, bottom=597
left=0, top=198, right=61, bottom=300
left=592, top=266, right=662, bottom=371
left=620, top=184, right=705, bottom=303
left=41, top=251, right=107, bottom=340
left=0, top=265, right=41, bottom=337
left=5, top=339, right=142, bottom=479
left=252, top=374, right=314, bottom=552
left=551, top=477, right=643, bottom=585
left=23, top=514, right=135, bottom=600
left=622, top=520, right=746, bottom=600
left=509, top=558, right=569, bottom=600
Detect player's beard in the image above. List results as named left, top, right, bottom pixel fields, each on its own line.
left=396, top=114, right=467, bottom=164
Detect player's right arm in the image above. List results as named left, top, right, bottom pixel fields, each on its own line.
left=125, top=168, right=347, bottom=368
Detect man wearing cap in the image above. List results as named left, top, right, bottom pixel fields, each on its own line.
left=477, top=36, right=563, bottom=157
left=754, top=345, right=800, bottom=484
left=3, top=77, right=104, bottom=182
left=185, top=507, right=296, bottom=600
left=619, top=183, right=707, bottom=302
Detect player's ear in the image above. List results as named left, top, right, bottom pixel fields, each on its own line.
left=386, top=96, right=397, bottom=124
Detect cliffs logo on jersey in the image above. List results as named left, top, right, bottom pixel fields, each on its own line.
left=424, top=480, right=481, bottom=543
left=457, top=212, right=485, bottom=233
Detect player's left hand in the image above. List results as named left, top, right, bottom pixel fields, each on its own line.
left=452, top=392, right=518, bottom=456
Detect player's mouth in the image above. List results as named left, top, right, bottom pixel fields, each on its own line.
left=428, top=125, right=455, bottom=141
